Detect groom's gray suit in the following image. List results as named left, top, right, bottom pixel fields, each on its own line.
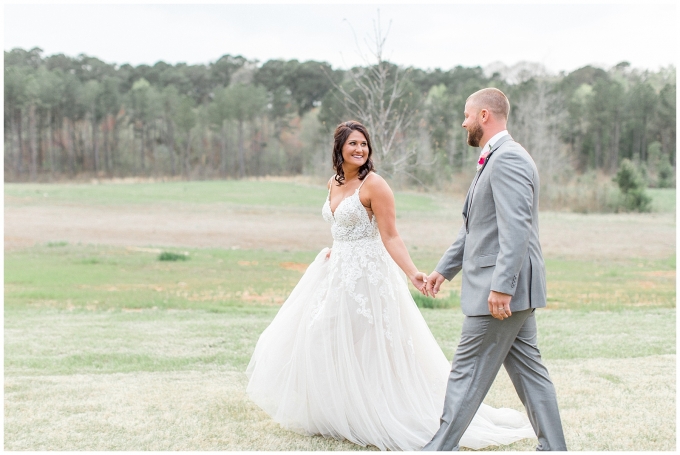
left=423, top=135, right=567, bottom=451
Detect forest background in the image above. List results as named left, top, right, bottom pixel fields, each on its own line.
left=4, top=44, right=676, bottom=211
left=4, top=7, right=677, bottom=450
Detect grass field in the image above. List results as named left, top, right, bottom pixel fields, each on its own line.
left=4, top=180, right=676, bottom=450
left=648, top=188, right=677, bottom=213
left=3, top=179, right=443, bottom=213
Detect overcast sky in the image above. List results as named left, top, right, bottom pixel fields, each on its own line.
left=4, top=2, right=678, bottom=74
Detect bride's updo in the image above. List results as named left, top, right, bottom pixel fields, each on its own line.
left=332, top=120, right=375, bottom=186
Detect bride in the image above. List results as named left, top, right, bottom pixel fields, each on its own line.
left=246, top=120, right=535, bottom=450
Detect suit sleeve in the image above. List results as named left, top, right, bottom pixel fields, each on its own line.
left=489, top=150, right=534, bottom=295
left=435, top=223, right=466, bottom=281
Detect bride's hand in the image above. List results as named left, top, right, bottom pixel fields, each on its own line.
left=409, top=272, right=429, bottom=295
left=325, top=248, right=332, bottom=260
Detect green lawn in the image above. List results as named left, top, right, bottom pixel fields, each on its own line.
left=647, top=188, right=677, bottom=213
left=5, top=244, right=314, bottom=312
left=5, top=243, right=675, bottom=376
left=4, top=180, right=444, bottom=213
left=6, top=243, right=675, bottom=314
left=4, top=180, right=676, bottom=450
left=4, top=244, right=676, bottom=450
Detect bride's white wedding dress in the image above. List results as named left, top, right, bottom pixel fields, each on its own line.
left=246, top=175, right=536, bottom=450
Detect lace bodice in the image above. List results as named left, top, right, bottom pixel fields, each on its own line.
left=317, top=174, right=398, bottom=332
left=322, top=176, right=380, bottom=242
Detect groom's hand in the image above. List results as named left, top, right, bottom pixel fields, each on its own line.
left=425, top=271, right=446, bottom=298
left=488, top=291, right=512, bottom=320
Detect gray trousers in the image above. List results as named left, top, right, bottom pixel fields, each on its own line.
left=422, top=308, right=567, bottom=451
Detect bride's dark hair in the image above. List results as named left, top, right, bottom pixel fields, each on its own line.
left=332, top=120, right=375, bottom=186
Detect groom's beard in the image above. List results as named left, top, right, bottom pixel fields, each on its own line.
left=466, top=120, right=484, bottom=147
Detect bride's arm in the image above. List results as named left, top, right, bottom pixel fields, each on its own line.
left=363, top=175, right=427, bottom=291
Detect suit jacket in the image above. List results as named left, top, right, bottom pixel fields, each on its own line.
left=435, top=135, right=547, bottom=316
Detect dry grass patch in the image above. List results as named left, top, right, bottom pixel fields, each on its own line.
left=5, top=356, right=674, bottom=451
left=238, top=290, right=286, bottom=304
left=237, top=260, right=259, bottom=266
left=5, top=186, right=675, bottom=260
left=643, top=270, right=676, bottom=278
left=484, top=355, right=675, bottom=451
left=4, top=305, right=675, bottom=450
left=4, top=371, right=367, bottom=451
left=280, top=262, right=309, bottom=272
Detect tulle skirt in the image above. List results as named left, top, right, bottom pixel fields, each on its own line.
left=246, top=246, right=535, bottom=450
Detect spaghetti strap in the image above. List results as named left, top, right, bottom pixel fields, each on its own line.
left=357, top=172, right=372, bottom=191
left=326, top=175, right=336, bottom=200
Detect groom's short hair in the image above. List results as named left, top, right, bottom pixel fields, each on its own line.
left=467, top=88, right=510, bottom=120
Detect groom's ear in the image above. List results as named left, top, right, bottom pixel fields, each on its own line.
left=479, top=108, right=490, bottom=123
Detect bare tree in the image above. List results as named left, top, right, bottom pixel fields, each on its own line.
left=511, top=80, right=573, bottom=187
left=326, top=11, right=426, bottom=179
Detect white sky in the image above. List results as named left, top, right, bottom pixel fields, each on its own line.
left=3, top=2, right=679, bottom=74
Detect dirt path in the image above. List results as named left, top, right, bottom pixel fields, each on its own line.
left=4, top=202, right=675, bottom=259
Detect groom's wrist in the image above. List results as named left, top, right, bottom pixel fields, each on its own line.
left=490, top=283, right=515, bottom=296
left=435, top=268, right=453, bottom=281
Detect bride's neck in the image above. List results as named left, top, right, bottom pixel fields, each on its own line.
left=342, top=166, right=360, bottom=182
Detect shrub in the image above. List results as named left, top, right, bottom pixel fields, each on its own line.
left=621, top=188, right=652, bottom=212
left=80, top=257, right=101, bottom=264
left=158, top=251, right=189, bottom=261
left=657, top=158, right=675, bottom=189
left=47, top=241, right=68, bottom=247
left=613, top=159, right=643, bottom=193
left=613, top=159, right=652, bottom=212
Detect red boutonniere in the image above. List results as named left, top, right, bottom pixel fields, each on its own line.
left=476, top=151, right=490, bottom=172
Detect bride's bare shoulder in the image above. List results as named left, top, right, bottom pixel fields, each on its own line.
left=363, top=172, right=392, bottom=196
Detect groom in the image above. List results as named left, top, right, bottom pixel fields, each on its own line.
left=423, top=88, right=567, bottom=451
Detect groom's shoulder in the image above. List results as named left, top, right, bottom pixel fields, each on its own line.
left=496, top=138, right=534, bottom=164
left=492, top=141, right=537, bottom=177
left=498, top=136, right=527, bottom=154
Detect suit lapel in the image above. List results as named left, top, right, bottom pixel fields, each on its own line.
left=461, top=177, right=474, bottom=220
left=464, top=135, right=513, bottom=232
left=477, top=135, right=513, bottom=176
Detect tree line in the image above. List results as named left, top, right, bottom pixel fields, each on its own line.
left=4, top=47, right=676, bottom=190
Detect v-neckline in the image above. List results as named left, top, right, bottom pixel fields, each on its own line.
left=329, top=188, right=359, bottom=217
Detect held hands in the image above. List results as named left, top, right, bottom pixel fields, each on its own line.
left=424, top=271, right=446, bottom=298
left=488, top=290, right=512, bottom=320
left=409, top=271, right=429, bottom=294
